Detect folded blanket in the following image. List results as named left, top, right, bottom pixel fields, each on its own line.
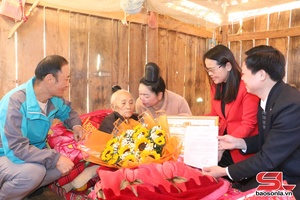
left=47, top=109, right=111, bottom=187
left=89, top=161, right=229, bottom=200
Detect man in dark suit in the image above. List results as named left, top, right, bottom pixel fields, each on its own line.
left=203, top=45, right=300, bottom=199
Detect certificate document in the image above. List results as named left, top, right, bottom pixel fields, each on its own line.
left=184, top=126, right=218, bottom=169
left=167, top=116, right=218, bottom=155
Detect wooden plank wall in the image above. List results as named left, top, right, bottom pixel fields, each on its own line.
left=0, top=6, right=211, bottom=116
left=2, top=5, right=299, bottom=117
left=221, top=8, right=300, bottom=90
left=0, top=16, right=15, bottom=95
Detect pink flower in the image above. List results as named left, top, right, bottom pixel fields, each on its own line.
left=157, top=161, right=188, bottom=193
left=123, top=168, right=138, bottom=182
left=120, top=168, right=143, bottom=197
left=161, top=161, right=176, bottom=178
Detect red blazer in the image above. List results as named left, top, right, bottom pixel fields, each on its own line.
left=207, top=80, right=259, bottom=163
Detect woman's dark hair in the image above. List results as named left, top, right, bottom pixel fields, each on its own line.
left=139, top=62, right=166, bottom=96
left=112, top=85, right=122, bottom=93
left=245, top=45, right=285, bottom=81
left=35, top=55, right=68, bottom=81
left=203, top=44, right=241, bottom=103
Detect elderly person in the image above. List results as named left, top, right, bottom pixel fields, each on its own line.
left=99, top=89, right=138, bottom=134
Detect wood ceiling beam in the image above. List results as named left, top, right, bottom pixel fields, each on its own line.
left=25, top=0, right=212, bottom=39
left=222, top=26, right=300, bottom=42
left=226, top=0, right=295, bottom=13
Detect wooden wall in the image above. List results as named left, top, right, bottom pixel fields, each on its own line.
left=1, top=5, right=300, bottom=117
left=219, top=8, right=300, bottom=89
left=0, top=6, right=211, bottom=116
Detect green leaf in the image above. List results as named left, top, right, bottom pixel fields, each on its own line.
left=97, top=189, right=106, bottom=199
left=120, top=180, right=130, bottom=190
left=133, top=179, right=143, bottom=185
left=173, top=176, right=188, bottom=183
left=131, top=185, right=139, bottom=197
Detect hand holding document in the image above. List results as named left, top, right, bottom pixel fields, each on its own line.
left=184, top=126, right=218, bottom=169
left=167, top=116, right=219, bottom=169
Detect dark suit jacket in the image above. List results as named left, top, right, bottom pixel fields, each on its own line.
left=99, top=111, right=139, bottom=134
left=228, top=81, right=300, bottom=195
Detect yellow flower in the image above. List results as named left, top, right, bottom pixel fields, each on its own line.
left=106, top=137, right=119, bottom=147
left=155, top=129, right=165, bottom=137
left=135, top=138, right=150, bottom=151
left=140, top=150, right=161, bottom=161
left=101, top=122, right=167, bottom=167
left=154, top=136, right=166, bottom=146
left=123, top=154, right=138, bottom=163
left=118, top=145, right=131, bottom=155
left=133, top=126, right=149, bottom=139
left=107, top=153, right=119, bottom=165
left=133, top=124, right=143, bottom=132
left=101, top=146, right=114, bottom=161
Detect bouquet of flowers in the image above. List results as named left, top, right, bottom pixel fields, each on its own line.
left=78, top=111, right=182, bottom=169
left=101, top=124, right=166, bottom=167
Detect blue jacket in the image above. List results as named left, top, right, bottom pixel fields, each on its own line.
left=0, top=77, right=81, bottom=169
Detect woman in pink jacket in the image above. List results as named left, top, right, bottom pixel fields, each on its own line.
left=203, top=45, right=259, bottom=166
left=136, top=62, right=192, bottom=117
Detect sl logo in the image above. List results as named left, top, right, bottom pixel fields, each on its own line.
left=256, top=172, right=296, bottom=191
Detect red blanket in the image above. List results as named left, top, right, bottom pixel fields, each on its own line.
left=89, top=161, right=230, bottom=200
left=47, top=109, right=111, bottom=186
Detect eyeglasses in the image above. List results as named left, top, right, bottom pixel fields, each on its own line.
left=205, top=65, right=222, bottom=73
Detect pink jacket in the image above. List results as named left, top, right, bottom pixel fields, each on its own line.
left=136, top=90, right=192, bottom=116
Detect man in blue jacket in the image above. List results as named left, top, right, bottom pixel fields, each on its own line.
left=0, top=55, right=85, bottom=199
left=203, top=45, right=300, bottom=199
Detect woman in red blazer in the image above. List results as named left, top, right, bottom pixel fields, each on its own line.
left=203, top=45, right=259, bottom=166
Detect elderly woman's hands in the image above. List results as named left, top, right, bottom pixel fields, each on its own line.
left=73, top=125, right=86, bottom=141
